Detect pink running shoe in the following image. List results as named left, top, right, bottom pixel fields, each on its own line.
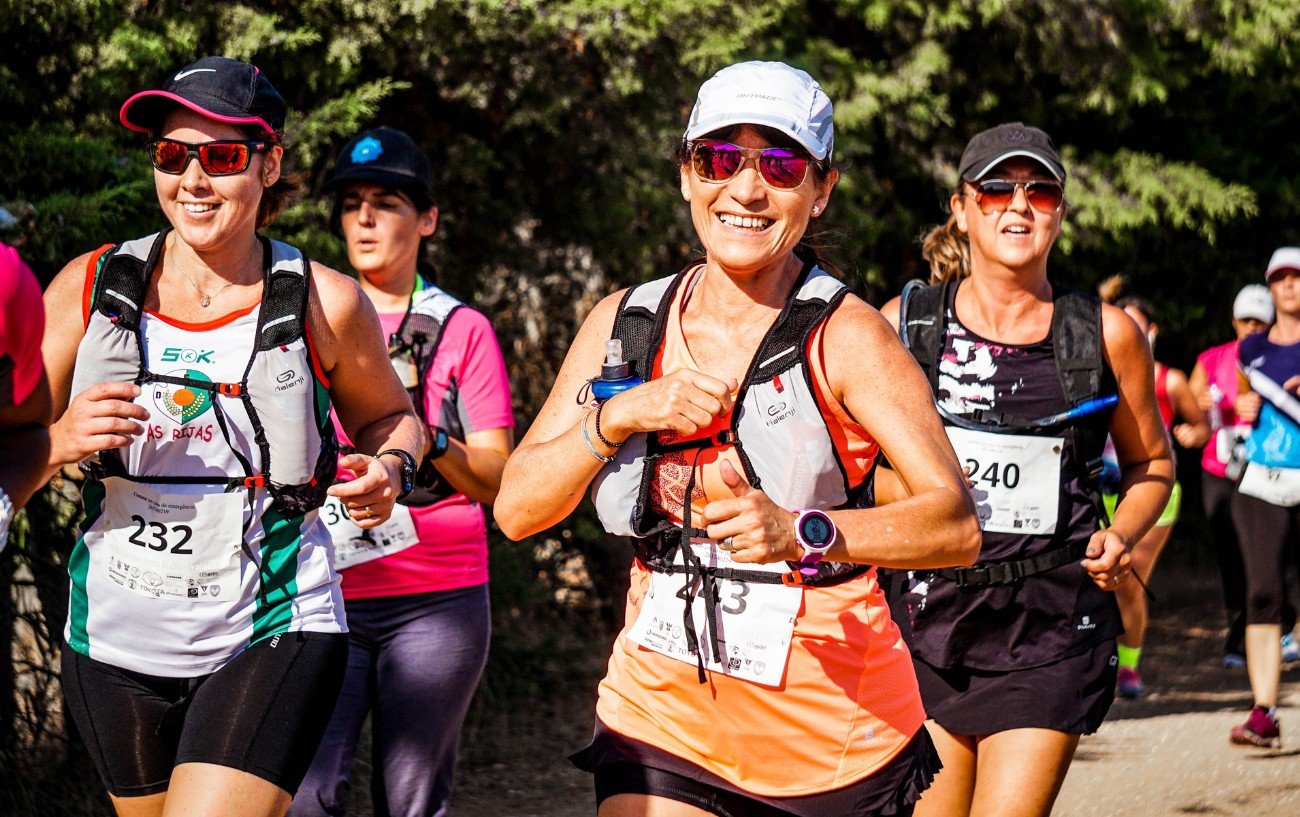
left=1116, top=666, right=1144, bottom=698
left=1230, top=706, right=1281, bottom=748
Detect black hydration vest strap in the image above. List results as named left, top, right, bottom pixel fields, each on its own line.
left=933, top=539, right=1089, bottom=587
left=394, top=290, right=464, bottom=506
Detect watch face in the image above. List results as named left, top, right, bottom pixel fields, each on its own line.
left=800, top=513, right=832, bottom=545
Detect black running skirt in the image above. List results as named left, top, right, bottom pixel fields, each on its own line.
left=914, top=637, right=1118, bottom=736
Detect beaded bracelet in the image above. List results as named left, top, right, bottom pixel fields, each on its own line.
left=594, top=400, right=623, bottom=449
left=581, top=410, right=615, bottom=463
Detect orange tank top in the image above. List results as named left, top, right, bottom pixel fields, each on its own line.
left=594, top=272, right=926, bottom=797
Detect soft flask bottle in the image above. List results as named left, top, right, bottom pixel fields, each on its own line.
left=591, top=340, right=644, bottom=402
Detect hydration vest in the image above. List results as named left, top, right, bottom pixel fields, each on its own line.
left=899, top=277, right=1113, bottom=586
left=386, top=282, right=465, bottom=507
left=71, top=230, right=337, bottom=516
left=591, top=261, right=873, bottom=590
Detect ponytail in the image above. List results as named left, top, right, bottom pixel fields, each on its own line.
left=920, top=211, right=970, bottom=284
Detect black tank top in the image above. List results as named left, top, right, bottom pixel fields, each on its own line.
left=889, top=284, right=1121, bottom=672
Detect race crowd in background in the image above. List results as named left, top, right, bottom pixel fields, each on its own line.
left=1, top=53, right=1298, bottom=817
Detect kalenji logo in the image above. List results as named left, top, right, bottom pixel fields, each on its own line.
left=161, top=347, right=215, bottom=364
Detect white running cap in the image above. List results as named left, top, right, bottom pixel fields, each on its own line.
left=1266, top=246, right=1300, bottom=282
left=1233, top=284, right=1275, bottom=323
left=684, top=61, right=834, bottom=161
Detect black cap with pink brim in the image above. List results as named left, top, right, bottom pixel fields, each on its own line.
left=119, top=56, right=286, bottom=142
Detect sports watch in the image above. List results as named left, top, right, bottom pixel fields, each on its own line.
left=793, top=509, right=836, bottom=575
left=429, top=426, right=450, bottom=460
left=378, top=449, right=417, bottom=501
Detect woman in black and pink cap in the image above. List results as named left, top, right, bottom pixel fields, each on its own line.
left=497, top=60, right=980, bottom=816
left=879, top=123, right=1173, bottom=817
left=38, top=56, right=427, bottom=816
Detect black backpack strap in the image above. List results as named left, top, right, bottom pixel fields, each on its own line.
left=899, top=278, right=949, bottom=394
left=612, top=272, right=684, bottom=382
left=745, top=263, right=847, bottom=386
left=256, top=239, right=308, bottom=350
left=92, top=232, right=167, bottom=331
left=1049, top=283, right=1104, bottom=406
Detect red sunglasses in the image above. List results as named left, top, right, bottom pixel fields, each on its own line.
left=147, top=138, right=270, bottom=176
left=967, top=179, right=1065, bottom=215
left=689, top=140, right=813, bottom=190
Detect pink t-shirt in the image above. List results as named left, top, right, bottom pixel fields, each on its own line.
left=332, top=305, right=514, bottom=600
left=1198, top=340, right=1242, bottom=478
left=0, top=244, right=44, bottom=409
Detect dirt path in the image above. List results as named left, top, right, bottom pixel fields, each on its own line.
left=451, top=593, right=1300, bottom=816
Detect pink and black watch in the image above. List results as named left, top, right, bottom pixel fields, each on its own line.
left=794, top=509, right=836, bottom=576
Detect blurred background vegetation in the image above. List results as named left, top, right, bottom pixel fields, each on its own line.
left=2, top=1, right=1299, bottom=812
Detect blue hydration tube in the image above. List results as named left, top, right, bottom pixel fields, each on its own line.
left=1027, top=394, right=1120, bottom=428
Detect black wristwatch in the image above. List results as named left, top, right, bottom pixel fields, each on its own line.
left=378, top=449, right=418, bottom=500
left=429, top=426, right=450, bottom=460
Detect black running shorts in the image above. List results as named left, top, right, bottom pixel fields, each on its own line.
left=62, top=631, right=348, bottom=797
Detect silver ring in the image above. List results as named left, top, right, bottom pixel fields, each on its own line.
left=720, top=537, right=735, bottom=552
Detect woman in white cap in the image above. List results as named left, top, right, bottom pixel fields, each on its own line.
left=1187, top=284, right=1294, bottom=670
left=880, top=122, right=1173, bottom=817
left=495, top=61, right=980, bottom=816
left=1227, top=247, right=1300, bottom=748
left=38, top=57, right=426, bottom=817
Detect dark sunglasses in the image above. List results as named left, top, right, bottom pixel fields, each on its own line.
left=689, top=140, right=813, bottom=190
left=968, top=179, right=1065, bottom=215
left=147, top=138, right=270, bottom=176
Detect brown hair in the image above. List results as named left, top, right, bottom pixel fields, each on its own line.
left=920, top=189, right=971, bottom=284
left=257, top=170, right=302, bottom=229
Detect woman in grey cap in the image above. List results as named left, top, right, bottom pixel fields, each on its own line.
left=38, top=57, right=426, bottom=817
left=880, top=123, right=1173, bottom=817
left=289, top=127, right=514, bottom=817
left=496, top=60, right=980, bottom=816
left=1188, top=284, right=1298, bottom=670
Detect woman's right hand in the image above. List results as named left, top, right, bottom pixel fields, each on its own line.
left=600, top=369, right=738, bottom=442
left=52, top=381, right=149, bottom=465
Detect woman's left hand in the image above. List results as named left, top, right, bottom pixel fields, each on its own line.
left=1081, top=528, right=1131, bottom=591
left=328, top=453, right=400, bottom=528
left=701, top=460, right=801, bottom=564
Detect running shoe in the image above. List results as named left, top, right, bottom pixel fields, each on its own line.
left=1282, top=634, right=1300, bottom=664
left=1116, top=666, right=1144, bottom=698
left=1222, top=652, right=1246, bottom=669
left=1230, top=706, right=1281, bottom=748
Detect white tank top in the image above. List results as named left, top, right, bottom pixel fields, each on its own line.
left=66, top=305, right=345, bottom=678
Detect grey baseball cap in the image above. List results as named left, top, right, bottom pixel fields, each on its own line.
left=1233, top=284, right=1275, bottom=323
left=684, top=61, right=834, bottom=161
left=957, top=122, right=1066, bottom=182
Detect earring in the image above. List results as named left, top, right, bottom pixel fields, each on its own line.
left=812, top=205, right=821, bottom=216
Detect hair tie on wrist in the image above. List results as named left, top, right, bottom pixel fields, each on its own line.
left=581, top=410, right=615, bottom=464
left=594, top=401, right=623, bottom=449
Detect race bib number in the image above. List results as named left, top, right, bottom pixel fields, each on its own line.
left=1238, top=463, right=1300, bottom=507
left=321, top=496, right=419, bottom=569
left=626, top=541, right=801, bottom=687
left=946, top=427, right=1063, bottom=534
left=101, top=483, right=244, bottom=602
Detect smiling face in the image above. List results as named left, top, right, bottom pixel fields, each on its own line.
left=680, top=125, right=837, bottom=281
left=339, top=183, right=438, bottom=283
left=953, top=157, right=1063, bottom=274
left=154, top=108, right=281, bottom=253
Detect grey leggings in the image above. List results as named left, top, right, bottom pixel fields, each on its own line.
left=288, top=584, right=490, bottom=817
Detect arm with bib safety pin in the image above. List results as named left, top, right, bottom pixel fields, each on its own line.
left=700, top=298, right=981, bottom=569
left=308, top=263, right=428, bottom=529
left=1092, top=304, right=1174, bottom=590
left=494, top=290, right=736, bottom=540
left=39, top=252, right=151, bottom=485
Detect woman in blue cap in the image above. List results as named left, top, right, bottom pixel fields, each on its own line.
left=497, top=60, right=981, bottom=816
left=39, top=58, right=426, bottom=817
left=288, top=127, right=514, bottom=817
